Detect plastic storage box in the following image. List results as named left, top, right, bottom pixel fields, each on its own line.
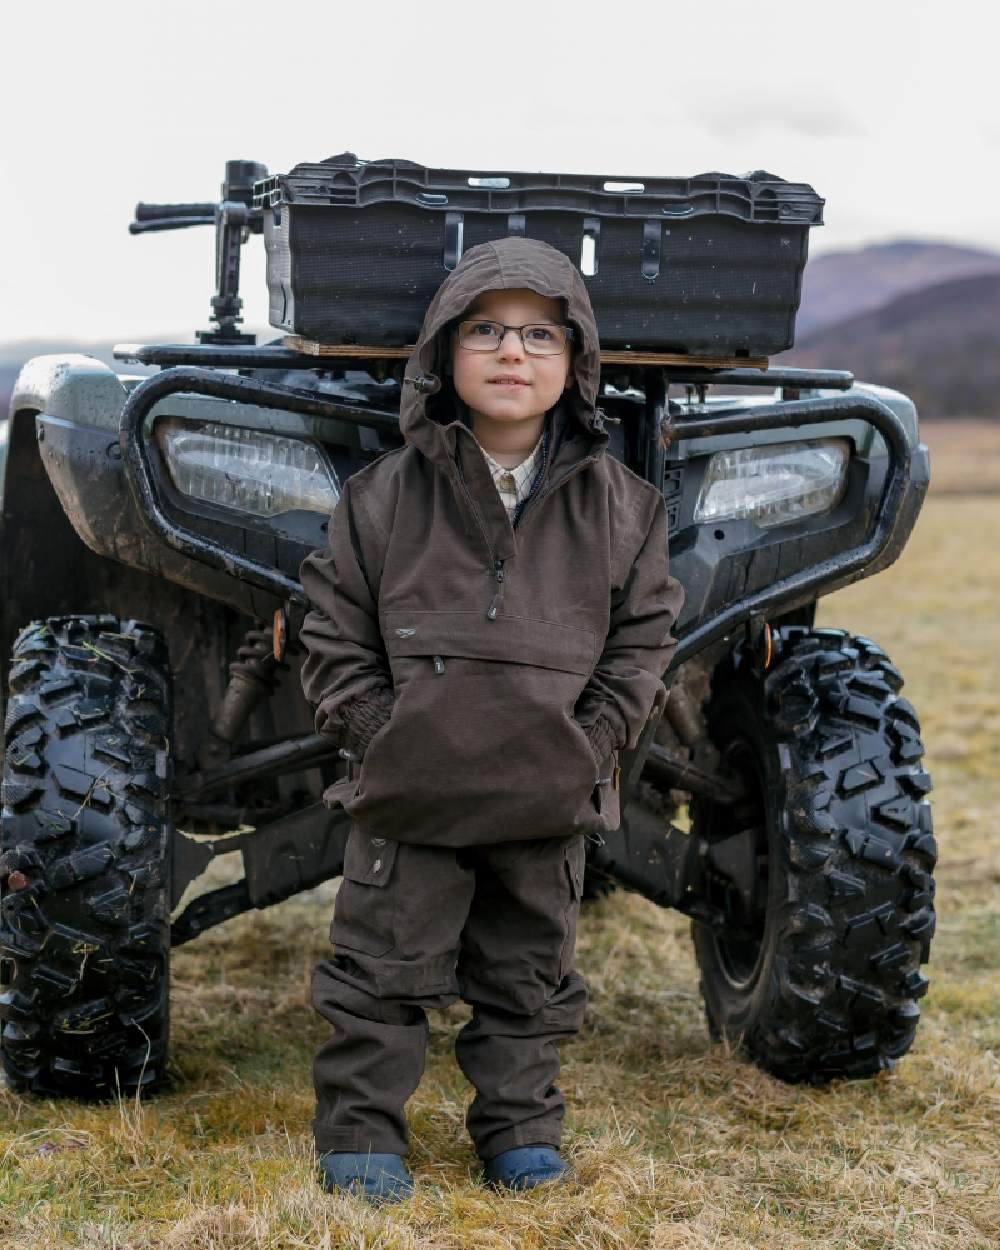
left=254, top=153, right=824, bottom=356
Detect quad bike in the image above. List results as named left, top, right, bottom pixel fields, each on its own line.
left=0, top=157, right=933, bottom=1097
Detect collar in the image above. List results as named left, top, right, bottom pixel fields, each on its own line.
left=477, top=433, right=545, bottom=488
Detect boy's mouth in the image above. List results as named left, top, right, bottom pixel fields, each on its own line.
left=488, top=375, right=530, bottom=386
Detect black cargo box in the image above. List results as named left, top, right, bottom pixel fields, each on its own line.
left=254, top=153, right=823, bottom=357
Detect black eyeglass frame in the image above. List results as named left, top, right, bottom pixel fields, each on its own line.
left=455, top=319, right=575, bottom=356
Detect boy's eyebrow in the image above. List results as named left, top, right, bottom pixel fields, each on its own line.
left=468, top=314, right=561, bottom=325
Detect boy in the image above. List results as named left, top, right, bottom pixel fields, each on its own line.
left=299, top=236, right=684, bottom=1203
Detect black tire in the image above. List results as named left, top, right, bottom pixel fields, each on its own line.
left=691, top=626, right=936, bottom=1083
left=0, top=615, right=172, bottom=1098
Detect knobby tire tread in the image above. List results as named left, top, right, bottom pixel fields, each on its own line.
left=1, top=615, right=172, bottom=1098
left=693, top=625, right=936, bottom=1084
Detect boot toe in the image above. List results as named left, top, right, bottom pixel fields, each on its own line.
left=483, top=1146, right=571, bottom=1191
left=318, top=1151, right=414, bottom=1204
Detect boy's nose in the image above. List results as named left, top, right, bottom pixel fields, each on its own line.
left=495, top=328, right=526, bottom=361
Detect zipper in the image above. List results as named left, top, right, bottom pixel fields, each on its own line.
left=452, top=431, right=599, bottom=620
left=487, top=560, right=506, bottom=620
left=433, top=655, right=445, bottom=675
left=452, top=460, right=497, bottom=566
left=451, top=458, right=508, bottom=621
left=511, top=426, right=552, bottom=530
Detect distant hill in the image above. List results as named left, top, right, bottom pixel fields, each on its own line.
left=797, top=240, right=1000, bottom=338
left=784, top=272, right=1000, bottom=417
left=5, top=246, right=1000, bottom=422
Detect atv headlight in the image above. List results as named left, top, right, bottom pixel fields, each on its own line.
left=158, top=421, right=340, bottom=518
left=694, top=438, right=850, bottom=530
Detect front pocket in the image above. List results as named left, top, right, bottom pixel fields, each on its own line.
left=559, top=836, right=586, bottom=979
left=347, top=610, right=602, bottom=845
left=568, top=714, right=601, bottom=789
left=355, top=712, right=395, bottom=801
left=591, top=750, right=622, bottom=833
left=322, top=773, right=359, bottom=812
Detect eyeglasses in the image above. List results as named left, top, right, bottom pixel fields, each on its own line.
left=455, top=319, right=574, bottom=357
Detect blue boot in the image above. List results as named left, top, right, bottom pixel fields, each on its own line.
left=317, top=1151, right=414, bottom=1204
left=483, top=1146, right=571, bottom=1191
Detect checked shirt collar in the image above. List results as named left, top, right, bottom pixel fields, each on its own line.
left=477, top=434, right=545, bottom=520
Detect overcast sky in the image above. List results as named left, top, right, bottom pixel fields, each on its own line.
left=2, top=0, right=997, bottom=342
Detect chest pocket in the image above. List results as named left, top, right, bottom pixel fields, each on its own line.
left=382, top=609, right=597, bottom=676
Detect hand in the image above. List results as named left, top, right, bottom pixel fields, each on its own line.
left=580, top=714, right=621, bottom=769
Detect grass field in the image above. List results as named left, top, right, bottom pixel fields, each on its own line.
left=918, top=420, right=1000, bottom=495
left=2, top=433, right=998, bottom=1248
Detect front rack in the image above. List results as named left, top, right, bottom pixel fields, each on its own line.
left=114, top=340, right=855, bottom=392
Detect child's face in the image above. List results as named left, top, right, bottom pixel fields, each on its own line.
left=450, top=288, right=572, bottom=427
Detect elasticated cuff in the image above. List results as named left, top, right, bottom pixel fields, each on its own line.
left=583, top=714, right=620, bottom=767
left=315, top=686, right=394, bottom=755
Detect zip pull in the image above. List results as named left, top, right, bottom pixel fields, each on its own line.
left=433, top=655, right=446, bottom=675
left=487, top=559, right=506, bottom=620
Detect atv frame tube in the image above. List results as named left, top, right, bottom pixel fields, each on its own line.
left=118, top=367, right=401, bottom=602
left=120, top=369, right=911, bottom=658
left=668, top=391, right=911, bottom=666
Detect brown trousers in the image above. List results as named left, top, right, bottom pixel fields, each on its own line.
left=311, top=829, right=587, bottom=1161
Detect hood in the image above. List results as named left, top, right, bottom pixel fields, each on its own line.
left=400, top=237, right=605, bottom=468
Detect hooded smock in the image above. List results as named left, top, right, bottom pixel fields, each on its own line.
left=300, top=237, right=684, bottom=847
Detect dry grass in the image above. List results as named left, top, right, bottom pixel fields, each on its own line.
left=2, top=438, right=999, bottom=1247
left=919, top=419, right=1000, bottom=495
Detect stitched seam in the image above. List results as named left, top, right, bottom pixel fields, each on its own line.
left=353, top=476, right=390, bottom=548
left=610, top=491, right=649, bottom=586
left=488, top=240, right=508, bottom=289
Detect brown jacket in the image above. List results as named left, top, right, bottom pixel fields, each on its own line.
left=300, top=237, right=684, bottom=846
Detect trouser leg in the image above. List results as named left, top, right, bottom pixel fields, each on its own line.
left=311, top=968, right=429, bottom=1157
left=455, top=835, right=588, bottom=1161
left=312, top=831, right=474, bottom=1156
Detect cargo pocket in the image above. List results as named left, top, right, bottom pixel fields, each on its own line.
left=591, top=751, right=622, bottom=833
left=558, top=836, right=586, bottom=980
left=330, top=828, right=400, bottom=958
